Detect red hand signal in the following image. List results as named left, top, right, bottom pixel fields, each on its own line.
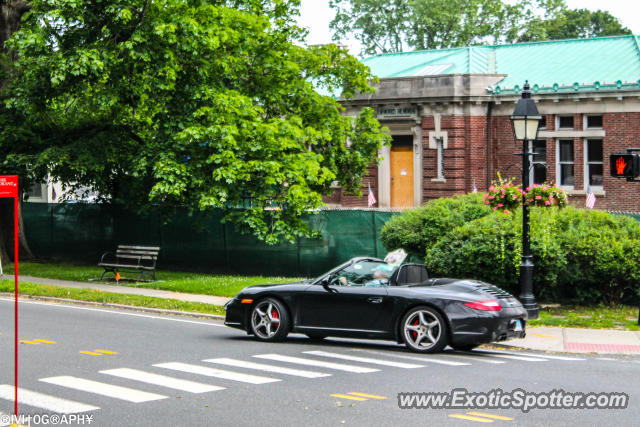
left=616, top=156, right=627, bottom=175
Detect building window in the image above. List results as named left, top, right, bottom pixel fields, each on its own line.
left=557, top=139, right=574, bottom=187
left=586, top=139, right=603, bottom=187
left=539, top=115, right=547, bottom=130
left=436, top=137, right=444, bottom=180
left=556, top=115, right=574, bottom=130
left=584, top=115, right=603, bottom=129
left=529, top=140, right=547, bottom=184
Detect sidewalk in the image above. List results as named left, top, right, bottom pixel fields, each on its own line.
left=500, top=326, right=640, bottom=355
left=13, top=275, right=640, bottom=355
left=17, top=275, right=232, bottom=306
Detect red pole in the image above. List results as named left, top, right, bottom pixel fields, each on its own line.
left=14, top=194, right=19, bottom=416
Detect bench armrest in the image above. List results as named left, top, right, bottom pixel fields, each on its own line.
left=99, top=251, right=116, bottom=264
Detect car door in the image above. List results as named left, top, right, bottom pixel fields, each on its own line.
left=296, top=282, right=389, bottom=333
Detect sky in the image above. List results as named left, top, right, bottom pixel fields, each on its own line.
left=297, top=0, right=640, bottom=56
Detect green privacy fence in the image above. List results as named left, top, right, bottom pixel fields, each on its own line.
left=22, top=203, right=398, bottom=277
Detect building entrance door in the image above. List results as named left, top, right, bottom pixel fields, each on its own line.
left=390, top=144, right=414, bottom=208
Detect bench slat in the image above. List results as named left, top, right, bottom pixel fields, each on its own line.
left=118, top=245, right=160, bottom=251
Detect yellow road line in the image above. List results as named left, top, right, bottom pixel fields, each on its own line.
left=448, top=414, right=494, bottom=423
left=531, top=333, right=559, bottom=339
left=80, top=351, right=102, bottom=356
left=347, top=392, right=387, bottom=399
left=19, top=340, right=40, bottom=345
left=34, top=339, right=56, bottom=344
left=330, top=394, right=367, bottom=401
left=467, top=412, right=514, bottom=421
left=94, top=350, right=118, bottom=354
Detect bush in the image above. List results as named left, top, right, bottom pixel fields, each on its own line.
left=425, top=206, right=640, bottom=304
left=380, top=193, right=491, bottom=258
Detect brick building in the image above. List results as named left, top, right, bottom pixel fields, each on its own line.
left=328, top=35, right=640, bottom=212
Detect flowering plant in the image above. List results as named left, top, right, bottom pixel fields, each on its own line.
left=524, top=183, right=567, bottom=208
left=483, top=174, right=523, bottom=214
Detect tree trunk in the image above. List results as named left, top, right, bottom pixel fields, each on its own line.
left=0, top=1, right=34, bottom=264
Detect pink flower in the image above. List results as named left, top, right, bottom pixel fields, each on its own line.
left=489, top=185, right=495, bottom=191
left=498, top=203, right=503, bottom=207
left=489, top=195, right=495, bottom=199
left=535, top=195, right=542, bottom=200
left=493, top=207, right=498, bottom=210
left=485, top=201, right=490, bottom=205
left=512, top=195, right=517, bottom=199
left=504, top=210, right=510, bottom=214
left=545, top=201, right=550, bottom=206
left=542, top=186, right=548, bottom=190
left=526, top=186, right=532, bottom=191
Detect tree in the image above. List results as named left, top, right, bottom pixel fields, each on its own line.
left=518, top=9, right=632, bottom=42
left=1, top=0, right=390, bottom=245
left=329, top=0, right=630, bottom=56
left=330, top=0, right=544, bottom=55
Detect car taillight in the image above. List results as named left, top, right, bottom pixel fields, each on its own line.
left=464, top=300, right=502, bottom=311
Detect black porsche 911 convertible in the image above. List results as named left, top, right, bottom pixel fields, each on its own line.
left=224, top=257, right=527, bottom=353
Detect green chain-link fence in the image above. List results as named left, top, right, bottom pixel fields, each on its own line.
left=22, top=203, right=398, bottom=277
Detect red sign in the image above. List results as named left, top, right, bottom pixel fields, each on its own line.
left=0, top=175, right=18, bottom=198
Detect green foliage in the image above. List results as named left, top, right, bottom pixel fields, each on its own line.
left=1, top=0, right=390, bottom=244
left=379, top=193, right=491, bottom=257
left=329, top=1, right=630, bottom=56
left=518, top=8, right=632, bottom=42
left=425, top=206, right=640, bottom=304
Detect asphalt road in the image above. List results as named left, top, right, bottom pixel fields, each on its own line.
left=1, top=297, right=639, bottom=427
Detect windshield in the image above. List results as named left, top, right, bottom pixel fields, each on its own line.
left=328, top=260, right=396, bottom=287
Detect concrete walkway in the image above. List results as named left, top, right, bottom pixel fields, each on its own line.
left=14, top=275, right=640, bottom=355
left=500, top=326, right=640, bottom=354
left=18, top=275, right=232, bottom=306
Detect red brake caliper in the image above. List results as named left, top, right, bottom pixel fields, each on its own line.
left=412, top=318, right=419, bottom=339
left=271, top=309, right=279, bottom=322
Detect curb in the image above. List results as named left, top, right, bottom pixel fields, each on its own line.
left=0, top=293, right=226, bottom=321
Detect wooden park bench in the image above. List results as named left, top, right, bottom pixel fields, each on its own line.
left=98, top=245, right=160, bottom=282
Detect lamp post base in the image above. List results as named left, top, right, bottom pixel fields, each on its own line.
left=520, top=300, right=539, bottom=320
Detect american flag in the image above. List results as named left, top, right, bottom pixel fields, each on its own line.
left=585, top=185, right=596, bottom=209
left=368, top=184, right=376, bottom=208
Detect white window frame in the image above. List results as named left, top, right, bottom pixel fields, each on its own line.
left=529, top=140, right=547, bottom=185
left=556, top=115, right=574, bottom=130
left=583, top=114, right=603, bottom=130
left=556, top=139, right=575, bottom=190
left=584, top=139, right=604, bottom=190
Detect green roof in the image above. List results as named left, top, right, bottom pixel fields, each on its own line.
left=361, top=35, right=640, bottom=95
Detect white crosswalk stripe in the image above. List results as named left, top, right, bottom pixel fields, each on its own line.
left=203, top=358, right=331, bottom=378
left=100, top=368, right=225, bottom=393
left=303, top=351, right=424, bottom=368
left=470, top=353, right=547, bottom=362
left=442, top=352, right=506, bottom=364
left=154, top=362, right=280, bottom=384
left=0, top=384, right=99, bottom=413
left=39, top=376, right=168, bottom=403
left=353, top=350, right=471, bottom=366
left=473, top=350, right=585, bottom=361
left=253, top=354, right=380, bottom=373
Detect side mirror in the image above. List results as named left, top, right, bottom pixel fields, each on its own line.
left=321, top=276, right=338, bottom=293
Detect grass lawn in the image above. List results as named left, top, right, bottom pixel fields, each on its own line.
left=0, top=281, right=226, bottom=315
left=530, top=305, right=640, bottom=331
left=4, top=262, right=306, bottom=297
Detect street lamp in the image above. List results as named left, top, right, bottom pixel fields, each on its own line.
left=510, top=81, right=541, bottom=320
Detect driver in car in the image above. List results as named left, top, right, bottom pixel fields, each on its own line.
left=364, top=265, right=393, bottom=287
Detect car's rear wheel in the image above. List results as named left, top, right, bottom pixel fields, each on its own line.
left=250, top=298, right=290, bottom=341
left=400, top=306, right=448, bottom=353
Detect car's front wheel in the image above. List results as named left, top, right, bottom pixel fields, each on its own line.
left=250, top=298, right=290, bottom=341
left=400, top=306, right=448, bottom=353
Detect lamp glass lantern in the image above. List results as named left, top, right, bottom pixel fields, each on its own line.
left=510, top=86, right=542, bottom=141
